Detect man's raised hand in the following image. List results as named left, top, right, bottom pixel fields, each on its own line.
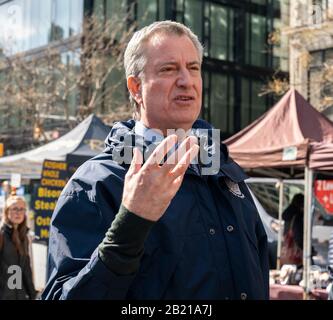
left=122, top=134, right=199, bottom=221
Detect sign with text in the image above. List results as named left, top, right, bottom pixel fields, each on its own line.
left=33, top=160, right=69, bottom=240
left=41, top=160, right=68, bottom=188
left=11, top=173, right=21, bottom=188
left=314, top=180, right=333, bottom=215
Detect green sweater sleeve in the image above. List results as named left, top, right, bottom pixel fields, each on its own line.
left=98, top=204, right=155, bottom=275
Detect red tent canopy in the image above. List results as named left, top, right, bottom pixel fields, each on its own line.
left=224, top=89, right=333, bottom=295
left=224, top=88, right=333, bottom=171
left=310, top=142, right=333, bottom=171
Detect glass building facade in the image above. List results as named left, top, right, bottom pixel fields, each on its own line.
left=0, top=0, right=83, bottom=54
left=0, top=0, right=84, bottom=153
left=0, top=0, right=288, bottom=153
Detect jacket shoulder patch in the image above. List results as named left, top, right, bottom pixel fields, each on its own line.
left=224, top=177, right=245, bottom=198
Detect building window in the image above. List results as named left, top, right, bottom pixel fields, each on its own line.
left=273, top=0, right=283, bottom=11
left=69, top=0, right=84, bottom=36
left=272, top=17, right=289, bottom=71
left=311, top=0, right=329, bottom=25
left=251, top=80, right=267, bottom=121
left=246, top=13, right=268, bottom=67
left=208, top=3, right=234, bottom=61
left=137, top=0, right=159, bottom=28
left=184, top=0, right=202, bottom=41
left=52, top=0, right=70, bottom=40
left=204, top=71, right=234, bottom=136
left=241, top=78, right=250, bottom=128
left=176, top=0, right=234, bottom=62
left=0, top=0, right=51, bottom=53
left=0, top=0, right=83, bottom=54
left=53, top=0, right=83, bottom=40
left=309, top=49, right=333, bottom=115
left=241, top=77, right=267, bottom=129
left=251, top=0, right=267, bottom=5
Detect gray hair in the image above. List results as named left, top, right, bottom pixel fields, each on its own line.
left=124, top=20, right=204, bottom=114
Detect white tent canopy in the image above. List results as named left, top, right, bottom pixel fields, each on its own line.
left=0, top=115, right=110, bottom=179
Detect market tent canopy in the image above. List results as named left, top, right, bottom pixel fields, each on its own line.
left=310, top=142, right=333, bottom=171
left=0, top=114, right=110, bottom=179
left=224, top=89, right=333, bottom=293
left=224, top=88, right=333, bottom=171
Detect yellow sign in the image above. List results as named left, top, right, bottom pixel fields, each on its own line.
left=33, top=159, right=69, bottom=240
left=40, top=160, right=68, bottom=187
left=0, top=143, right=3, bottom=157
left=43, top=160, right=67, bottom=171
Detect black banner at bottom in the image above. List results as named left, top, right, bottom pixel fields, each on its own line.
left=0, top=300, right=329, bottom=318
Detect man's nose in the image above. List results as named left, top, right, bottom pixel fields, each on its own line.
left=176, top=67, right=193, bottom=88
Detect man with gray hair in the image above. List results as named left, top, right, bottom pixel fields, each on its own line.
left=42, top=21, right=269, bottom=300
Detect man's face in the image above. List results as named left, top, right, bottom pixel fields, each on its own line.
left=132, top=33, right=202, bottom=133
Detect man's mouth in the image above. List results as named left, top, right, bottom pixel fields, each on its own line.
left=174, top=95, right=195, bottom=101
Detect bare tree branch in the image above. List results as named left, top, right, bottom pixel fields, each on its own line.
left=0, top=12, right=134, bottom=148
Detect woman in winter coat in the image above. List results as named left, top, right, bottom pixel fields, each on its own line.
left=0, top=195, right=36, bottom=300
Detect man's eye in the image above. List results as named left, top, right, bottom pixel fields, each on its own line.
left=161, top=67, right=174, bottom=72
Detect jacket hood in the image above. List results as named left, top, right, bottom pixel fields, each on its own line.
left=103, top=119, right=248, bottom=182
left=104, top=119, right=136, bottom=153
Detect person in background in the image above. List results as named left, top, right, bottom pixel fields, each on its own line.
left=0, top=195, right=36, bottom=300
left=280, top=193, right=304, bottom=267
left=282, top=193, right=304, bottom=252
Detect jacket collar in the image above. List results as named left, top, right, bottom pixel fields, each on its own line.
left=103, top=119, right=248, bottom=183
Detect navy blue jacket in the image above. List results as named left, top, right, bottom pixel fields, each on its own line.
left=42, top=120, right=269, bottom=300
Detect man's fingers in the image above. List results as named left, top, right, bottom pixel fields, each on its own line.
left=128, top=147, right=143, bottom=175
left=170, top=144, right=199, bottom=178
left=143, top=134, right=178, bottom=169
left=176, top=135, right=198, bottom=163
left=163, top=135, right=198, bottom=170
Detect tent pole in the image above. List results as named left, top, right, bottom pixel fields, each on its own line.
left=307, top=168, right=314, bottom=298
left=276, top=179, right=284, bottom=270
left=303, top=167, right=313, bottom=299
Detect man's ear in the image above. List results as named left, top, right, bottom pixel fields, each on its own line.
left=127, top=76, right=142, bottom=105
